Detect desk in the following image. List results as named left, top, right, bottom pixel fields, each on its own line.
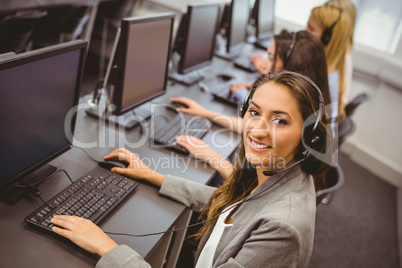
left=0, top=53, right=252, bottom=267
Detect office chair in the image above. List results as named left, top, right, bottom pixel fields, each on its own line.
left=31, top=6, right=92, bottom=49
left=337, top=115, right=356, bottom=147
left=345, top=92, right=370, bottom=117
left=59, top=7, right=91, bottom=42
left=0, top=10, right=48, bottom=54
left=316, top=165, right=345, bottom=206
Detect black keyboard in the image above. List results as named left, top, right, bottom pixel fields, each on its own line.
left=152, top=112, right=211, bottom=154
left=233, top=57, right=257, bottom=73
left=25, top=167, right=138, bottom=232
left=199, top=79, right=231, bottom=95
left=199, top=80, right=239, bottom=107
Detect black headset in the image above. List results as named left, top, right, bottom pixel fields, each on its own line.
left=321, top=6, right=343, bottom=46
left=284, top=32, right=297, bottom=67
left=239, top=71, right=325, bottom=176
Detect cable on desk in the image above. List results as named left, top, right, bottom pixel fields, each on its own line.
left=76, top=146, right=101, bottom=164
left=23, top=169, right=74, bottom=208
left=91, top=80, right=104, bottom=105
left=104, top=166, right=294, bottom=238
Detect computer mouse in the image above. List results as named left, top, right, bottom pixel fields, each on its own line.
left=166, top=101, right=189, bottom=111
left=98, top=159, right=129, bottom=170
left=217, top=73, right=234, bottom=81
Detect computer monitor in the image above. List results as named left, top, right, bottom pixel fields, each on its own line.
left=86, top=13, right=174, bottom=129
left=252, top=0, right=275, bottom=49
left=168, top=3, right=220, bottom=86
left=0, top=40, right=86, bottom=204
left=215, top=0, right=250, bottom=60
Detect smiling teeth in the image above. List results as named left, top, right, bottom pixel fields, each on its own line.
left=251, top=139, right=270, bottom=149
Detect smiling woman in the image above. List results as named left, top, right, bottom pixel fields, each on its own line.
left=50, top=71, right=333, bottom=268
left=242, top=81, right=303, bottom=170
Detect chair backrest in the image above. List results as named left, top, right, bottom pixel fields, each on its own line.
left=32, top=6, right=92, bottom=48
left=316, top=165, right=345, bottom=206
left=337, top=116, right=356, bottom=147
left=345, top=92, right=370, bottom=117
left=0, top=10, right=47, bottom=54
left=61, top=6, right=91, bottom=41
left=97, top=0, right=137, bottom=21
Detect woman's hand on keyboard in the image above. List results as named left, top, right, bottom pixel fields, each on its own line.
left=250, top=55, right=269, bottom=74
left=51, top=215, right=118, bottom=257
left=176, top=136, right=234, bottom=181
left=230, top=83, right=252, bottom=94
left=104, top=148, right=165, bottom=187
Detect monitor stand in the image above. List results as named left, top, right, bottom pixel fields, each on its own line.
left=214, top=34, right=242, bottom=61
left=168, top=71, right=204, bottom=86
left=0, top=164, right=57, bottom=205
left=214, top=49, right=241, bottom=61
left=85, top=106, right=152, bottom=130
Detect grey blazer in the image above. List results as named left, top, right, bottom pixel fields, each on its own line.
left=96, top=165, right=316, bottom=268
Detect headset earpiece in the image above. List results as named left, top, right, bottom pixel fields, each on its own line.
left=239, top=89, right=253, bottom=118
left=321, top=28, right=332, bottom=46
left=320, top=7, right=342, bottom=46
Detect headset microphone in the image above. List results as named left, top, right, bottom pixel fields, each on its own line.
left=262, top=152, right=310, bottom=176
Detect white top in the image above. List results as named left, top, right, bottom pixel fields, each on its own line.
left=343, top=52, right=353, bottom=105
left=195, top=203, right=239, bottom=268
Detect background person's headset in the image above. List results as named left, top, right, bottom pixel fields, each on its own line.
left=321, top=6, right=343, bottom=46
left=239, top=71, right=325, bottom=176
left=284, top=31, right=297, bottom=67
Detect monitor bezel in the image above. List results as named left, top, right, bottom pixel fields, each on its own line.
left=226, top=0, right=249, bottom=54
left=112, top=13, right=175, bottom=115
left=176, top=3, right=220, bottom=74
left=0, top=40, right=87, bottom=191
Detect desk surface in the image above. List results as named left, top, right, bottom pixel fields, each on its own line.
left=0, top=47, right=261, bottom=267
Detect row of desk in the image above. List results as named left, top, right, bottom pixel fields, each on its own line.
left=0, top=45, right=267, bottom=266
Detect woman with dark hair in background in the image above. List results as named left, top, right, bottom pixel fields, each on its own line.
left=230, top=30, right=331, bottom=106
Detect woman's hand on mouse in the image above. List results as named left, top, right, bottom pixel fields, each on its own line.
left=169, top=97, right=210, bottom=118
left=104, top=148, right=165, bottom=186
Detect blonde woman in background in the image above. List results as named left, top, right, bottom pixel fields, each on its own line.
left=307, top=4, right=353, bottom=122
left=325, top=0, right=357, bottom=105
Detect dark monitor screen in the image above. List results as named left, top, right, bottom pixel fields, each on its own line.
left=0, top=41, right=86, bottom=191
left=227, top=0, right=250, bottom=53
left=111, top=13, right=174, bottom=115
left=254, top=0, right=275, bottom=40
left=175, top=3, right=220, bottom=74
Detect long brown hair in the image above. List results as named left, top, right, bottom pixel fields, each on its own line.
left=194, top=71, right=332, bottom=240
